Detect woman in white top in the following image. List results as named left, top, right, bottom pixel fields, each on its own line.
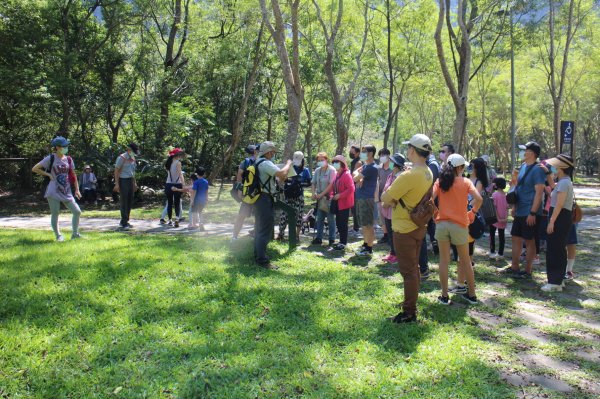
left=165, top=148, right=186, bottom=227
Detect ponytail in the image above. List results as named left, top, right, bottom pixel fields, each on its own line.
left=439, top=163, right=457, bottom=192
left=165, top=155, right=175, bottom=171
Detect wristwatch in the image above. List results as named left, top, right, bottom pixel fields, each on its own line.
left=529, top=211, right=537, bottom=216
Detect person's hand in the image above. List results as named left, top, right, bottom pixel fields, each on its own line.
left=539, top=164, right=549, bottom=174
left=133, top=183, right=138, bottom=192
left=286, top=159, right=292, bottom=165
left=237, top=190, right=243, bottom=200
left=468, top=210, right=476, bottom=223
left=333, top=194, right=340, bottom=200
left=48, top=173, right=55, bottom=181
left=526, top=214, right=537, bottom=226
left=311, top=193, right=317, bottom=200
left=546, top=220, right=555, bottom=234
left=75, top=190, right=82, bottom=200
left=113, top=185, right=120, bottom=193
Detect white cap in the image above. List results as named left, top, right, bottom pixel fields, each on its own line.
left=402, top=134, right=432, bottom=152
left=447, top=153, right=469, bottom=168
left=258, top=141, right=277, bottom=156
left=293, top=151, right=304, bottom=162
left=518, top=144, right=527, bottom=150
left=481, top=154, right=490, bottom=163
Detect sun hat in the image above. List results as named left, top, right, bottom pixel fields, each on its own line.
left=331, top=154, right=347, bottom=166
left=258, top=141, right=277, bottom=157
left=546, top=154, right=575, bottom=169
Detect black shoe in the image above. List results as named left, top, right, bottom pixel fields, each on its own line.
left=437, top=295, right=452, bottom=305
left=173, top=220, right=179, bottom=228
left=420, top=270, right=430, bottom=280
left=329, top=240, right=335, bottom=246
left=390, top=312, right=417, bottom=323
left=378, top=235, right=389, bottom=244
left=461, top=293, right=478, bottom=304
left=499, top=267, right=520, bottom=276
left=159, top=219, right=167, bottom=225
left=517, top=270, right=532, bottom=279
left=432, top=240, right=439, bottom=255
left=126, top=223, right=133, bottom=228
left=311, top=238, right=323, bottom=245
left=332, top=243, right=346, bottom=251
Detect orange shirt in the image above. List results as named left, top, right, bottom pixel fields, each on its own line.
left=433, top=177, right=478, bottom=228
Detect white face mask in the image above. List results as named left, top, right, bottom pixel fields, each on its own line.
left=333, top=162, right=341, bottom=171
left=518, top=150, right=525, bottom=160
left=380, top=156, right=389, bottom=164
left=317, top=160, right=326, bottom=168
left=293, top=159, right=302, bottom=167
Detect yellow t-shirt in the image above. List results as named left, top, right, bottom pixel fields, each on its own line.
left=381, top=165, right=433, bottom=233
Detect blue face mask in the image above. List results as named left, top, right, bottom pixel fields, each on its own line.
left=332, top=162, right=341, bottom=171
left=359, top=152, right=368, bottom=161
left=58, top=147, right=69, bottom=156
left=550, top=165, right=557, bottom=174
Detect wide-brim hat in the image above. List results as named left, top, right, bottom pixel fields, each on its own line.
left=390, top=153, right=406, bottom=167
left=546, top=154, right=575, bottom=169
left=169, top=147, right=184, bottom=157
left=258, top=141, right=277, bottom=156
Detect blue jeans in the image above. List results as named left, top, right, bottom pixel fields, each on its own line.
left=316, top=209, right=335, bottom=242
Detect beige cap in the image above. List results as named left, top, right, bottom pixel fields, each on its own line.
left=258, top=141, right=277, bottom=156
left=403, top=134, right=432, bottom=152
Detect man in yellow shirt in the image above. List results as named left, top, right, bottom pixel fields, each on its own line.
left=381, top=134, right=433, bottom=323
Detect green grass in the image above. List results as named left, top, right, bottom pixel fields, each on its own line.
left=1, top=230, right=598, bottom=398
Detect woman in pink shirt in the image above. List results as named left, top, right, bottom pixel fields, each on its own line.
left=489, top=177, right=509, bottom=260
left=381, top=153, right=406, bottom=263
left=330, top=155, right=355, bottom=251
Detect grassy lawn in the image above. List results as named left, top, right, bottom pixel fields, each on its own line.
left=1, top=229, right=598, bottom=398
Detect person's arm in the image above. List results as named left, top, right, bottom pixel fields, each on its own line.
left=539, top=164, right=556, bottom=189
left=547, top=190, right=567, bottom=234
left=274, top=160, right=291, bottom=180
left=381, top=173, right=409, bottom=207
left=527, top=184, right=544, bottom=226
left=113, top=157, right=122, bottom=193
left=352, top=166, right=363, bottom=183
left=176, top=162, right=184, bottom=184
left=32, top=159, right=52, bottom=180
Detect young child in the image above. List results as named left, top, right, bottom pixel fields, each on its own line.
left=189, top=167, right=209, bottom=230
left=489, top=177, right=508, bottom=260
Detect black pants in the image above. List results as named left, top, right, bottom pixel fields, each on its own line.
left=384, top=217, right=395, bottom=255
left=82, top=188, right=96, bottom=203
left=165, top=183, right=183, bottom=220
left=546, top=207, right=572, bottom=285
left=254, top=193, right=274, bottom=265
left=335, top=208, right=350, bottom=245
left=427, top=218, right=436, bottom=242
left=119, top=178, right=134, bottom=227
left=489, top=225, right=505, bottom=255
left=352, top=203, right=358, bottom=231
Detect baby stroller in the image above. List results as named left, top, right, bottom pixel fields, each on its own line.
left=301, top=207, right=316, bottom=235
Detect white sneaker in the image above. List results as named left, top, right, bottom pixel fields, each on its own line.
left=487, top=252, right=497, bottom=259
left=541, top=283, right=562, bottom=292
left=56, top=235, right=65, bottom=242
left=495, top=254, right=504, bottom=260
left=532, top=256, right=541, bottom=265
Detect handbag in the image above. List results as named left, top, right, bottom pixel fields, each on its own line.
left=318, top=196, right=331, bottom=213
left=507, top=163, right=537, bottom=205
left=479, top=190, right=498, bottom=225
left=572, top=200, right=583, bottom=223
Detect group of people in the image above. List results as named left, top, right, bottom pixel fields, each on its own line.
left=32, top=135, right=579, bottom=323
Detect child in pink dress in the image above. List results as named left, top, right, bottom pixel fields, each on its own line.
left=489, top=177, right=508, bottom=260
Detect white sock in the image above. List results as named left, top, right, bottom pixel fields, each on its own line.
left=567, top=259, right=575, bottom=273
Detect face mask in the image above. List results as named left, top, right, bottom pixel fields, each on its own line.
left=380, top=156, right=389, bottom=164
left=439, top=151, right=447, bottom=161
left=518, top=150, right=525, bottom=160
left=349, top=152, right=355, bottom=159
left=550, top=165, right=558, bottom=174
left=333, top=162, right=341, bottom=171
left=58, top=147, right=68, bottom=156
left=317, top=160, right=326, bottom=168
left=359, top=152, right=368, bottom=161
left=293, top=159, right=302, bottom=167
left=389, top=162, right=395, bottom=169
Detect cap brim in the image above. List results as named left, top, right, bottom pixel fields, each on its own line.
left=402, top=140, right=410, bottom=145
left=518, top=145, right=526, bottom=150
left=546, top=157, right=572, bottom=169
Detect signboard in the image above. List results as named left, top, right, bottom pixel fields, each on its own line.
left=561, top=121, right=574, bottom=145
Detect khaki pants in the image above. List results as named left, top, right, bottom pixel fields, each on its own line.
left=393, top=226, right=426, bottom=316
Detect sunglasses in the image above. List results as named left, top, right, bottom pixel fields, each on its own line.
left=439, top=150, right=446, bottom=154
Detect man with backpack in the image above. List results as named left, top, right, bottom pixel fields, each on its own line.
left=252, top=141, right=292, bottom=269
left=232, top=144, right=258, bottom=240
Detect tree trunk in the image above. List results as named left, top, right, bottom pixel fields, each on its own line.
left=303, top=97, right=313, bottom=166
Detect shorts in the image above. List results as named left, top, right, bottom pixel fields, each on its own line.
left=356, top=198, right=375, bottom=227
left=192, top=202, right=205, bottom=213
left=567, top=223, right=578, bottom=245
left=435, top=221, right=469, bottom=246
left=510, top=215, right=541, bottom=240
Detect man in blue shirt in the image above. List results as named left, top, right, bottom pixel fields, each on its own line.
left=353, top=144, right=378, bottom=255
left=189, top=167, right=209, bottom=230
left=502, top=141, right=546, bottom=278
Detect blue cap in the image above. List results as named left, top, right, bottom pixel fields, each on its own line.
left=51, top=136, right=70, bottom=147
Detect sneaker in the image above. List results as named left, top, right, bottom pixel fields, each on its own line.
left=488, top=252, right=497, bottom=259
left=449, top=285, right=467, bottom=294
left=173, top=220, right=179, bottom=228
left=390, top=312, right=417, bottom=323
left=71, top=232, right=82, bottom=240
left=532, top=255, right=541, bottom=265
left=311, top=238, right=323, bottom=245
left=167, top=220, right=173, bottom=226
left=420, top=270, right=430, bottom=280
left=332, top=243, right=346, bottom=251
left=356, top=247, right=373, bottom=256
left=499, top=267, right=520, bottom=276
left=126, top=223, right=133, bottom=228
left=386, top=255, right=398, bottom=263
left=565, top=271, right=574, bottom=280
left=541, top=283, right=562, bottom=292
left=329, top=240, right=335, bottom=246
left=461, top=293, right=478, bottom=304
left=56, top=235, right=65, bottom=242
left=159, top=219, right=167, bottom=225
left=378, top=235, right=389, bottom=244
left=517, top=270, right=532, bottom=279
left=495, top=254, right=504, bottom=260
left=382, top=253, right=393, bottom=261
left=120, top=225, right=130, bottom=231
left=438, top=295, right=452, bottom=305
left=432, top=240, right=439, bottom=255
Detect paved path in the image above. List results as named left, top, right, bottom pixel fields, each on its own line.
left=575, top=186, right=600, bottom=200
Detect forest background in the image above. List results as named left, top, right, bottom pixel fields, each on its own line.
left=1, top=0, right=599, bottom=190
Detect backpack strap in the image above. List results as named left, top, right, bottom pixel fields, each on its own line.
left=45, top=154, right=55, bottom=174
left=399, top=181, right=433, bottom=211
left=254, top=159, right=272, bottom=193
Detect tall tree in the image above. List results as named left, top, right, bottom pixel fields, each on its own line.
left=259, top=0, right=303, bottom=159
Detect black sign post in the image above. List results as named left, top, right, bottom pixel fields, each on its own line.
left=560, top=121, right=575, bottom=157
